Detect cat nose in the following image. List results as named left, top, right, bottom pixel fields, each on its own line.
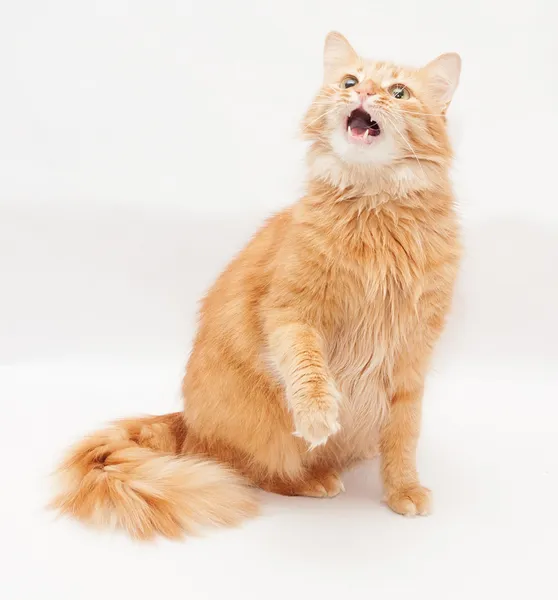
left=357, top=80, right=378, bottom=100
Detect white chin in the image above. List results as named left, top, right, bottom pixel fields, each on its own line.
left=329, top=128, right=396, bottom=166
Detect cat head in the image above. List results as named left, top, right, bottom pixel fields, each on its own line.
left=303, top=32, right=461, bottom=192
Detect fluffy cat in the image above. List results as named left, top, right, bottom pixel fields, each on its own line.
left=52, top=32, right=462, bottom=539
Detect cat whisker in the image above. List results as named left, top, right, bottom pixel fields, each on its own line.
left=398, top=155, right=444, bottom=165
left=379, top=112, right=427, bottom=178
left=308, top=101, right=336, bottom=108
left=304, top=105, right=342, bottom=129
left=386, top=108, right=445, bottom=150
left=378, top=106, right=431, bottom=137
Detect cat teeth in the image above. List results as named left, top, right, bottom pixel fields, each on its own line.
left=347, top=125, right=352, bottom=135
left=363, top=129, right=369, bottom=140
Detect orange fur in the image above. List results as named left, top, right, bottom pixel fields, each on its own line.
left=51, top=414, right=258, bottom=539
left=53, top=32, right=461, bottom=538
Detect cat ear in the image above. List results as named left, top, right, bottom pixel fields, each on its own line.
left=323, top=32, right=359, bottom=82
left=421, top=53, right=461, bottom=113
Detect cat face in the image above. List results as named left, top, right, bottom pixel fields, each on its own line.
left=303, top=32, right=461, bottom=175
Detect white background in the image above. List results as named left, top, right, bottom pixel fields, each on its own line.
left=1, top=1, right=557, bottom=599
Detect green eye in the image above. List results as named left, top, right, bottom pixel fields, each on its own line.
left=341, top=75, right=358, bottom=89
left=389, top=84, right=411, bottom=100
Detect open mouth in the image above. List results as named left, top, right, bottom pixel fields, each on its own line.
left=346, top=108, right=381, bottom=144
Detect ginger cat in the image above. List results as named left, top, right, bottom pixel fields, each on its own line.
left=53, top=32, right=462, bottom=539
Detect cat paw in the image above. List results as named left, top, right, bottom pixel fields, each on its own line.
left=299, top=471, right=345, bottom=498
left=385, top=485, right=432, bottom=516
left=292, top=390, right=340, bottom=450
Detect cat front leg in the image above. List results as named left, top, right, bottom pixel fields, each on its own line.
left=380, top=386, right=431, bottom=516
left=267, top=322, right=341, bottom=449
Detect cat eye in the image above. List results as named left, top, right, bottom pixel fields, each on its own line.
left=388, top=84, right=411, bottom=100
left=341, top=75, right=359, bottom=89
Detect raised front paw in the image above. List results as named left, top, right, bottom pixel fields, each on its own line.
left=292, top=387, right=341, bottom=450
left=385, top=484, right=432, bottom=516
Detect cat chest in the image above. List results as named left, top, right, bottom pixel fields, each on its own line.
left=323, top=265, right=426, bottom=430
left=325, top=265, right=425, bottom=375
left=328, top=321, right=392, bottom=444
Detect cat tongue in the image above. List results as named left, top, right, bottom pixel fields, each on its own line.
left=349, top=115, right=370, bottom=133
left=347, top=108, right=381, bottom=141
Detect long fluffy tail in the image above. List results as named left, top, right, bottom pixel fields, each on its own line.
left=51, top=412, right=258, bottom=539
